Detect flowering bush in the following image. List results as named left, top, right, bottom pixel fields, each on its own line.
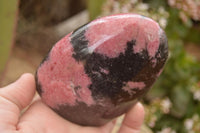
left=98, top=0, right=200, bottom=132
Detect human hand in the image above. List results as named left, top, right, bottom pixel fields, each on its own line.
left=0, top=73, right=145, bottom=133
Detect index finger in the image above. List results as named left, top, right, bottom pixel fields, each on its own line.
left=118, top=102, right=145, bottom=133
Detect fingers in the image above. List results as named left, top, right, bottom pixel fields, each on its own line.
left=17, top=100, right=81, bottom=133
left=99, top=120, right=116, bottom=133
left=18, top=100, right=115, bottom=133
left=78, top=119, right=116, bottom=133
left=0, top=73, right=36, bottom=129
left=118, top=102, right=145, bottom=133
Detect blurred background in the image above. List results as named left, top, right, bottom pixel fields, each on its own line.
left=0, top=0, right=200, bottom=133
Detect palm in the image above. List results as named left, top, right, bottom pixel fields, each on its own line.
left=0, top=73, right=144, bottom=133
left=17, top=101, right=114, bottom=133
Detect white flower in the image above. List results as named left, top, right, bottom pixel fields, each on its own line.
left=158, top=7, right=165, bottom=14
left=161, top=98, right=172, bottom=114
left=184, top=119, right=194, bottom=130
left=193, top=90, right=200, bottom=101
left=130, top=0, right=138, bottom=4
left=121, top=4, right=131, bottom=13
left=168, top=0, right=176, bottom=6
left=113, top=1, right=120, bottom=13
left=148, top=115, right=157, bottom=128
left=159, top=18, right=167, bottom=28
left=157, top=127, right=176, bottom=133
left=137, top=3, right=149, bottom=11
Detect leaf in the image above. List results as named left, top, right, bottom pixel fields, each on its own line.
left=154, top=114, right=187, bottom=133
left=170, top=86, right=192, bottom=117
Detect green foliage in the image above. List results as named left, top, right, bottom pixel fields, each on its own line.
left=166, top=9, right=191, bottom=40
left=87, top=0, right=106, bottom=20
left=0, top=0, right=18, bottom=80
left=185, top=27, right=200, bottom=44
left=149, top=39, right=200, bottom=132
left=94, top=0, right=200, bottom=132
left=145, top=1, right=200, bottom=132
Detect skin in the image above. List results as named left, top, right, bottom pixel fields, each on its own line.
left=0, top=73, right=145, bottom=133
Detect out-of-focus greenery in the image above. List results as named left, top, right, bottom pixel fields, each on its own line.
left=88, top=0, right=200, bottom=132
left=0, top=0, right=18, bottom=81
left=87, top=0, right=106, bottom=20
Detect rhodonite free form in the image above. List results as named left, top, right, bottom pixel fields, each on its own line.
left=35, top=14, right=168, bottom=126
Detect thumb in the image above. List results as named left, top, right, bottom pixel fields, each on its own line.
left=0, top=73, right=35, bottom=131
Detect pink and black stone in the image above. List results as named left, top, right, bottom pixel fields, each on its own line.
left=35, top=14, right=168, bottom=126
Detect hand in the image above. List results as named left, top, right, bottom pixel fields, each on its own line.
left=0, top=73, right=145, bottom=133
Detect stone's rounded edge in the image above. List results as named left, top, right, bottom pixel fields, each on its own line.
left=35, top=70, right=42, bottom=95
left=158, top=29, right=168, bottom=59
left=53, top=102, right=109, bottom=126
left=53, top=98, right=138, bottom=126
left=70, top=23, right=89, bottom=61
left=35, top=50, right=51, bottom=96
